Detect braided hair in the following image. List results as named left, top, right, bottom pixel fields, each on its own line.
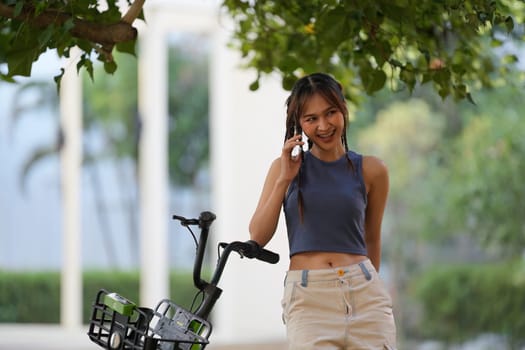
left=284, top=73, right=355, bottom=220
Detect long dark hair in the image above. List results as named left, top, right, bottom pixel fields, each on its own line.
left=284, top=73, right=354, bottom=220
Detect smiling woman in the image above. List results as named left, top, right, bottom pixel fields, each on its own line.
left=248, top=72, right=396, bottom=349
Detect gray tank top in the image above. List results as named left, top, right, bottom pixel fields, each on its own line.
left=283, top=150, right=368, bottom=257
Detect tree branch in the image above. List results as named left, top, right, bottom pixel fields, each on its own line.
left=121, top=0, right=146, bottom=24
left=0, top=3, right=137, bottom=46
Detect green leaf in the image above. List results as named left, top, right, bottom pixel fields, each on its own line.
left=84, top=59, right=94, bottom=80
left=278, top=55, right=298, bottom=72
left=400, top=64, right=416, bottom=92
left=34, top=2, right=48, bottom=16
left=438, top=86, right=450, bottom=100
left=451, top=63, right=466, bottom=75
left=62, top=18, right=76, bottom=33
left=103, top=60, right=117, bottom=75
left=502, top=54, right=518, bottom=65
left=466, top=92, right=476, bottom=105
left=249, top=79, right=260, bottom=91
left=0, top=73, right=16, bottom=83
left=490, top=39, right=503, bottom=48
left=433, top=68, right=451, bottom=88
left=76, top=39, right=93, bottom=53
left=316, top=8, right=347, bottom=57
left=361, top=68, right=386, bottom=94
left=6, top=48, right=38, bottom=77
left=38, top=25, right=55, bottom=47
left=282, top=74, right=297, bottom=91
left=452, top=84, right=467, bottom=100
left=116, top=40, right=136, bottom=56
left=77, top=58, right=94, bottom=80
left=54, top=68, right=65, bottom=92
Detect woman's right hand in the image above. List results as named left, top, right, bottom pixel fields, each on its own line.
left=279, top=134, right=304, bottom=183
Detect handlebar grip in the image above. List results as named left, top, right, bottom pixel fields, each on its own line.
left=243, top=240, right=279, bottom=264
left=257, top=247, right=280, bottom=264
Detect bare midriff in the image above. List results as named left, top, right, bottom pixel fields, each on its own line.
left=289, top=251, right=368, bottom=270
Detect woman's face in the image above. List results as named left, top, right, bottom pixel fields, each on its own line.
left=299, top=92, right=345, bottom=154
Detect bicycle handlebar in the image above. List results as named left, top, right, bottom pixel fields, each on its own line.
left=219, top=240, right=279, bottom=264
left=172, top=211, right=216, bottom=228
left=171, top=211, right=280, bottom=319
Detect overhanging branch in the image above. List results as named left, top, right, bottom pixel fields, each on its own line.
left=0, top=3, right=138, bottom=46
left=122, top=0, right=146, bottom=24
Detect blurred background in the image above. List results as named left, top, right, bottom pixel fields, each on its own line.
left=1, top=1, right=524, bottom=350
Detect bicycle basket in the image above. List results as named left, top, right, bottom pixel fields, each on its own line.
left=88, top=289, right=154, bottom=350
left=88, top=289, right=211, bottom=350
left=146, top=299, right=211, bottom=350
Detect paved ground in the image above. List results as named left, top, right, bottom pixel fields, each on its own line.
left=0, top=324, right=287, bottom=350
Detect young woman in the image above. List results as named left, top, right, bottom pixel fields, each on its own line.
left=249, top=73, right=397, bottom=349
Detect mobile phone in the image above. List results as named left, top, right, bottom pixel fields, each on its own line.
left=301, top=130, right=309, bottom=152
left=291, top=125, right=305, bottom=158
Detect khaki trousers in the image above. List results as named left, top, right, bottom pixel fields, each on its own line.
left=281, top=259, right=396, bottom=349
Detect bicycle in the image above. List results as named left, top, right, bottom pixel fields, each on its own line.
left=87, top=211, right=279, bottom=350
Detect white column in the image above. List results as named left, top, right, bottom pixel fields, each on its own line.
left=210, top=22, right=289, bottom=344
left=59, top=48, right=83, bottom=328
left=137, top=9, right=170, bottom=306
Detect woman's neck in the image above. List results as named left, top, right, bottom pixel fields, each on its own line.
left=310, top=144, right=346, bottom=162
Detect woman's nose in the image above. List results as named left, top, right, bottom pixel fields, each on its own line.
left=317, top=117, right=329, bottom=130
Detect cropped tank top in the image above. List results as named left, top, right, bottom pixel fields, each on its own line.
left=283, top=150, right=368, bottom=257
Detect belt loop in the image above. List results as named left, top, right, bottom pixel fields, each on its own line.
left=301, top=270, right=309, bottom=287
left=359, top=262, right=372, bottom=281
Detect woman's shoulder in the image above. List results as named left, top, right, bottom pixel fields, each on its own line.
left=361, top=155, right=388, bottom=183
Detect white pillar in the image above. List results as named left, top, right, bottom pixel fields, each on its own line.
left=59, top=48, right=83, bottom=328
left=137, top=8, right=170, bottom=306
left=210, top=22, right=289, bottom=344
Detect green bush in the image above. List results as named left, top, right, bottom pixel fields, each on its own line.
left=412, top=260, right=525, bottom=345
left=0, top=270, right=201, bottom=324
left=0, top=271, right=60, bottom=323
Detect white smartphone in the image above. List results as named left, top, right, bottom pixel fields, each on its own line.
left=301, top=131, right=309, bottom=152
left=291, top=127, right=308, bottom=158
left=291, top=143, right=301, bottom=158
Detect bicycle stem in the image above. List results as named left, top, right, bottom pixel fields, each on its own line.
left=192, top=211, right=223, bottom=319
left=192, top=211, right=216, bottom=291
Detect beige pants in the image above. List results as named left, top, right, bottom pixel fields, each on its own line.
left=281, top=259, right=396, bottom=350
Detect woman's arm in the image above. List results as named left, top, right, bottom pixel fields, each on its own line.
left=362, top=155, right=390, bottom=272
left=249, top=159, right=288, bottom=246
left=249, top=134, right=303, bottom=247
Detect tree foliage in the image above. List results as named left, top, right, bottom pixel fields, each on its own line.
left=0, top=0, right=144, bottom=84
left=2, top=1, right=524, bottom=103
left=414, top=261, right=525, bottom=345
left=355, top=82, right=525, bottom=343
left=439, top=95, right=525, bottom=256
left=222, top=0, right=525, bottom=102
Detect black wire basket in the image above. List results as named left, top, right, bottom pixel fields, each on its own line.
left=88, top=289, right=211, bottom=350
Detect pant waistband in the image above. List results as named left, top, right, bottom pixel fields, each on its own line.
left=285, top=259, right=374, bottom=287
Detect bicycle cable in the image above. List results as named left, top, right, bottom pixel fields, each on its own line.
left=183, top=225, right=199, bottom=249
left=189, top=289, right=205, bottom=313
